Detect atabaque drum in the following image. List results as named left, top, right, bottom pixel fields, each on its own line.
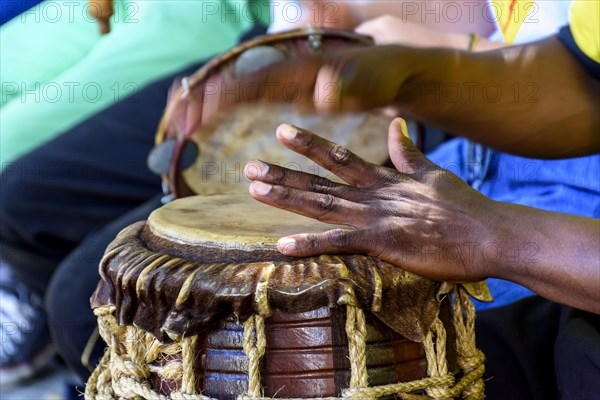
left=151, top=28, right=393, bottom=199
left=86, top=193, right=487, bottom=400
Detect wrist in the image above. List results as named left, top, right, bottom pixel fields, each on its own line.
left=476, top=200, right=527, bottom=281
left=392, top=46, right=459, bottom=111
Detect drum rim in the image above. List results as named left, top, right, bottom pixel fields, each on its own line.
left=91, top=221, right=444, bottom=344
left=144, top=193, right=351, bottom=261
left=156, top=27, right=374, bottom=198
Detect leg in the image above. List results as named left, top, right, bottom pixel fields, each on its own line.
left=45, top=195, right=163, bottom=382
left=0, top=0, right=98, bottom=106
left=476, top=296, right=561, bottom=399
left=554, top=308, right=600, bottom=399
left=478, top=298, right=600, bottom=399
left=0, top=0, right=259, bottom=163
left=0, top=59, right=201, bottom=384
left=0, top=59, right=203, bottom=293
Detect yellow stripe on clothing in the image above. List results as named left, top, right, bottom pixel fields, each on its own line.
left=569, top=0, right=600, bottom=62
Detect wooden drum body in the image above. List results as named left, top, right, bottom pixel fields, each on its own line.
left=86, top=194, right=487, bottom=400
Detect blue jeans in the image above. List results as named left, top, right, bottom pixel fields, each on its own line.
left=428, top=138, right=600, bottom=309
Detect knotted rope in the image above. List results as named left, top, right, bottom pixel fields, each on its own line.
left=243, top=314, right=267, bottom=398
left=452, top=287, right=485, bottom=400
left=85, top=285, right=486, bottom=400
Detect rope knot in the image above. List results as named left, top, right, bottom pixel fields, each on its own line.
left=424, top=373, right=455, bottom=399
left=148, top=361, right=184, bottom=381
left=458, top=349, right=485, bottom=372
left=114, top=357, right=151, bottom=380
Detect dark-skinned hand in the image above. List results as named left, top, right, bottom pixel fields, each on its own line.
left=225, top=45, right=417, bottom=114
left=164, top=45, right=414, bottom=140
left=244, top=118, right=502, bottom=283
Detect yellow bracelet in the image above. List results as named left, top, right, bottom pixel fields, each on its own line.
left=467, top=33, right=479, bottom=51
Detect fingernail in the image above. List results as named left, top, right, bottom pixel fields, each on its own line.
left=396, top=119, right=411, bottom=140
left=250, top=181, right=272, bottom=195
left=278, top=124, right=297, bottom=140
left=277, top=237, right=297, bottom=254
left=244, top=160, right=268, bottom=180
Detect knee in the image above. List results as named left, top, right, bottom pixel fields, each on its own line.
left=0, top=158, right=61, bottom=288
left=555, top=312, right=600, bottom=399
left=0, top=161, right=26, bottom=224
left=0, top=157, right=49, bottom=231
left=0, top=160, right=42, bottom=274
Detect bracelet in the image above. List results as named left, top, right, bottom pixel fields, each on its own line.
left=467, top=33, right=479, bottom=51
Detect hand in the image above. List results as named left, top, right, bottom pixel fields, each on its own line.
left=228, top=45, right=417, bottom=114
left=166, top=45, right=416, bottom=137
left=355, top=15, right=470, bottom=48
left=244, top=119, right=500, bottom=282
left=356, top=15, right=506, bottom=51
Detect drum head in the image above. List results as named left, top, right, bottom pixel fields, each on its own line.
left=146, top=192, right=345, bottom=261
left=181, top=104, right=391, bottom=196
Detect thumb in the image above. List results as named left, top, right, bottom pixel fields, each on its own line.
left=354, top=18, right=377, bottom=37
left=164, top=79, right=205, bottom=137
left=388, top=118, right=433, bottom=174
left=355, top=17, right=391, bottom=45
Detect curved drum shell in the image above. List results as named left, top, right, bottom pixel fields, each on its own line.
left=151, top=306, right=455, bottom=399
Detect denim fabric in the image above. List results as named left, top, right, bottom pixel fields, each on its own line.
left=428, top=138, right=600, bottom=309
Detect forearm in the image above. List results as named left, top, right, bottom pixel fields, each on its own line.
left=395, top=36, right=600, bottom=158
left=483, top=202, right=600, bottom=313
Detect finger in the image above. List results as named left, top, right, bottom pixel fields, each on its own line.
left=311, top=56, right=374, bottom=113
left=249, top=181, right=368, bottom=227
left=313, top=64, right=342, bottom=113
left=224, top=48, right=397, bottom=114
left=388, top=118, right=435, bottom=175
left=262, top=57, right=367, bottom=112
left=354, top=18, right=376, bottom=36
left=223, top=57, right=324, bottom=112
left=275, top=124, right=391, bottom=188
left=276, top=229, right=369, bottom=257
left=164, top=80, right=186, bottom=135
left=237, top=57, right=363, bottom=113
left=244, top=160, right=364, bottom=202
left=164, top=78, right=210, bottom=137
left=354, top=18, right=386, bottom=45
